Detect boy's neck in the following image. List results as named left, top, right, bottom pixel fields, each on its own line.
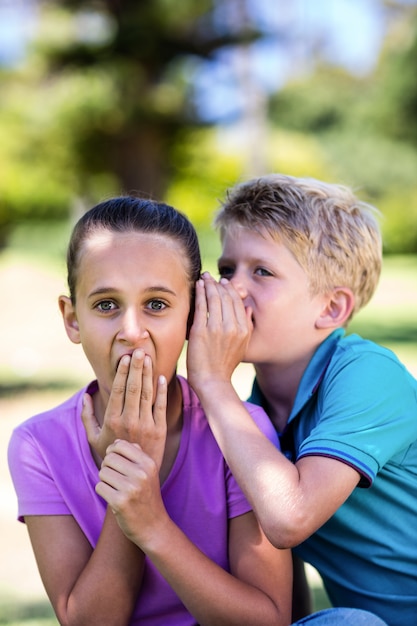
left=254, top=360, right=307, bottom=433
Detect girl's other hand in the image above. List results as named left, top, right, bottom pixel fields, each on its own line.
left=96, top=439, right=170, bottom=547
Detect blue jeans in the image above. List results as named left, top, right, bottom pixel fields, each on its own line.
left=293, top=607, right=388, bottom=625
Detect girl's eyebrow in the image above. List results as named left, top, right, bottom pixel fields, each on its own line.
left=87, top=285, right=178, bottom=298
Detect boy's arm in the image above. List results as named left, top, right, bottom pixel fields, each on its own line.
left=194, top=379, right=359, bottom=547
left=187, top=276, right=360, bottom=548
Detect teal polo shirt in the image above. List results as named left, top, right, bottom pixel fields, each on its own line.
left=249, top=329, right=417, bottom=626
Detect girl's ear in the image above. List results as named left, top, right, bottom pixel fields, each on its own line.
left=315, top=287, right=355, bottom=329
left=58, top=295, right=81, bottom=344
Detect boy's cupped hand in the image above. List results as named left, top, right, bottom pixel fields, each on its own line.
left=187, top=273, right=252, bottom=394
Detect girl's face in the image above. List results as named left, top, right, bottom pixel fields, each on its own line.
left=60, top=229, right=191, bottom=405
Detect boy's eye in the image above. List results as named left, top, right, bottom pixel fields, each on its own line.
left=147, top=299, right=166, bottom=312
left=218, top=266, right=234, bottom=279
left=96, top=300, right=117, bottom=312
left=255, top=267, right=272, bottom=277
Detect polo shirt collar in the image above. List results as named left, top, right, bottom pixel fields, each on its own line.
left=249, top=328, right=345, bottom=422
left=288, top=328, right=345, bottom=422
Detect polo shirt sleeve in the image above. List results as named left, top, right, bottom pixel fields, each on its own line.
left=297, top=347, right=417, bottom=486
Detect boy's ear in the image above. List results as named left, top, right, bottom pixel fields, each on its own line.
left=58, top=295, right=81, bottom=344
left=316, top=287, right=355, bottom=329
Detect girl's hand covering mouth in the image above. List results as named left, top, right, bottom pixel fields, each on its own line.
left=82, top=350, right=167, bottom=468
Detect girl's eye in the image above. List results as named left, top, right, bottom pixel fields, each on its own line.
left=96, top=300, right=117, bottom=312
left=147, top=299, right=166, bottom=312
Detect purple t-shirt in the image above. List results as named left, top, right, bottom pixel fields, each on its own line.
left=8, top=375, right=279, bottom=626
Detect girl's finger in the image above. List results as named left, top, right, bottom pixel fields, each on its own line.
left=153, top=375, right=168, bottom=429
left=106, top=354, right=132, bottom=418
left=122, top=349, right=145, bottom=418
left=81, top=392, right=100, bottom=442
left=139, top=354, right=154, bottom=416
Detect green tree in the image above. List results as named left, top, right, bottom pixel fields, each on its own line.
left=0, top=0, right=261, bottom=246
left=267, top=2, right=417, bottom=253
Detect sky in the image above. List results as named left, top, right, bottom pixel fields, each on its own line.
left=0, top=0, right=415, bottom=122
left=194, top=0, right=393, bottom=121
left=0, top=0, right=384, bottom=69
left=0, top=0, right=37, bottom=66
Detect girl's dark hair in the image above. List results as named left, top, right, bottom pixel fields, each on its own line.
left=67, top=196, right=201, bottom=303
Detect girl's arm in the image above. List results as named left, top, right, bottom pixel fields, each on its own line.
left=97, top=439, right=292, bottom=626
left=25, top=509, right=144, bottom=626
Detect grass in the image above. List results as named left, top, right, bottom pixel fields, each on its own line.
left=0, top=597, right=57, bottom=626
left=348, top=255, right=417, bottom=376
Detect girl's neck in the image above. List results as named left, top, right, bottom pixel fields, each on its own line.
left=166, top=375, right=183, bottom=432
left=159, top=375, right=183, bottom=484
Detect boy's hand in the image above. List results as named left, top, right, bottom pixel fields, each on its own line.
left=187, top=273, right=253, bottom=393
left=82, top=350, right=167, bottom=469
left=96, top=439, right=170, bottom=547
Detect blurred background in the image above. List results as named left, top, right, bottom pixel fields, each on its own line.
left=1, top=0, right=416, bottom=624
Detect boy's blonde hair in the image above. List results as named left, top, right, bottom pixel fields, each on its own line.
left=215, top=173, right=382, bottom=318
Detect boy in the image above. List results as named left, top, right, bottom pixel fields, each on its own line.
left=187, top=174, right=417, bottom=626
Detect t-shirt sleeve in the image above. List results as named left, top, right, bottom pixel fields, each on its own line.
left=244, top=401, right=281, bottom=448
left=8, top=427, right=72, bottom=522
left=224, top=402, right=280, bottom=519
left=298, top=348, right=417, bottom=486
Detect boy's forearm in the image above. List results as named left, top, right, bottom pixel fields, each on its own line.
left=195, top=381, right=307, bottom=547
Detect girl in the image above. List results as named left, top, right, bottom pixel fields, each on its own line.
left=8, top=197, right=292, bottom=626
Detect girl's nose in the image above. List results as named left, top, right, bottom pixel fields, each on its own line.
left=118, top=309, right=149, bottom=345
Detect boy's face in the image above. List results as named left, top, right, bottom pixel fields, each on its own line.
left=218, top=227, right=329, bottom=367
left=60, top=230, right=191, bottom=405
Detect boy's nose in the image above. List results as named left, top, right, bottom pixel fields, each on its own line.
left=118, top=309, right=149, bottom=345
left=229, top=272, right=248, bottom=300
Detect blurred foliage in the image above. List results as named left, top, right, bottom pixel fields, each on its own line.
left=0, top=0, right=260, bottom=246
left=269, top=5, right=417, bottom=253
left=0, top=0, right=416, bottom=253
